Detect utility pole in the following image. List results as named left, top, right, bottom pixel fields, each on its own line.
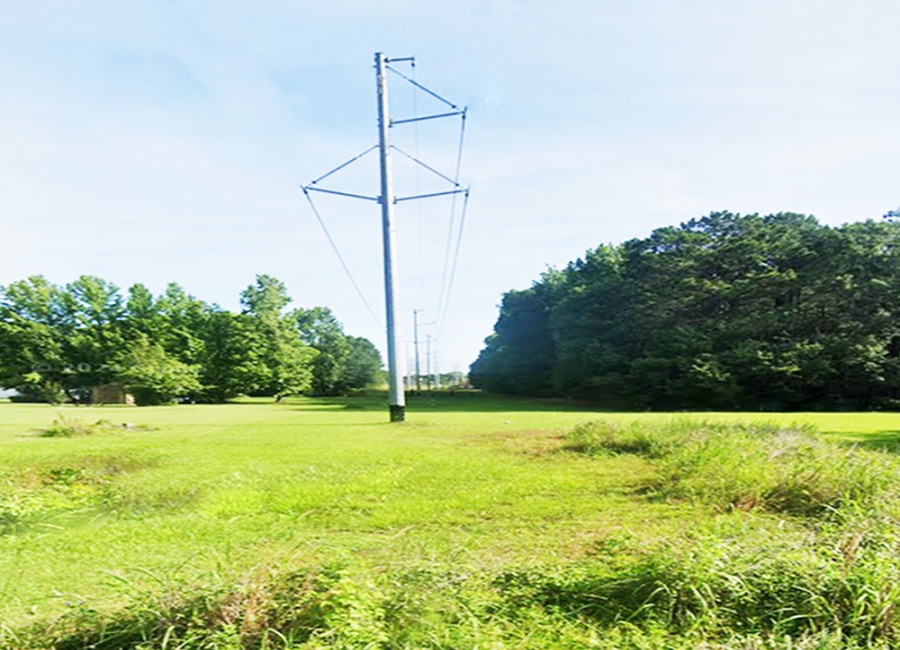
left=426, top=334, right=432, bottom=390
left=413, top=308, right=422, bottom=393
left=435, top=349, right=442, bottom=389
left=301, top=53, right=467, bottom=422
left=404, top=341, right=412, bottom=390
left=376, top=52, right=406, bottom=422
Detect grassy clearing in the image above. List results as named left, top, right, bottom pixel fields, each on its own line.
left=1, top=396, right=900, bottom=647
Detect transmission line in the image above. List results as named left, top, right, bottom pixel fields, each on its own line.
left=411, top=60, right=426, bottom=315
left=300, top=187, right=382, bottom=327
left=436, top=109, right=468, bottom=336
left=437, top=188, right=470, bottom=340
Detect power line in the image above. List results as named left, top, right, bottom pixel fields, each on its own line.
left=411, top=60, right=426, bottom=314
left=386, top=64, right=460, bottom=111
left=436, top=109, right=468, bottom=335
left=437, top=188, right=470, bottom=340
left=300, top=187, right=382, bottom=327
left=309, top=145, right=378, bottom=186
left=389, top=63, right=470, bottom=345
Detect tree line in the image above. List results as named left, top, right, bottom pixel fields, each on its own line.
left=0, top=274, right=382, bottom=404
left=470, top=212, right=900, bottom=410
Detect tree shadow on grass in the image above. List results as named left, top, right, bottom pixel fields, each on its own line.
left=286, top=392, right=603, bottom=414
left=837, top=430, right=900, bottom=453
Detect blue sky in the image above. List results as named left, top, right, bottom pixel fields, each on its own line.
left=2, top=1, right=899, bottom=374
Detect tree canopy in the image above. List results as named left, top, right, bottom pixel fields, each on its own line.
left=471, top=212, right=900, bottom=410
left=0, top=275, right=382, bottom=404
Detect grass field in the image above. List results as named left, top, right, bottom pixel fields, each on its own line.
left=2, top=394, right=900, bottom=648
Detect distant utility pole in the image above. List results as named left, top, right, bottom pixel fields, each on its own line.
left=435, top=349, right=442, bottom=389
left=404, top=341, right=412, bottom=390
left=426, top=334, right=432, bottom=390
left=413, top=308, right=423, bottom=393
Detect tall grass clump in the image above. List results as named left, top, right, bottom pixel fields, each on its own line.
left=564, top=420, right=664, bottom=456
left=40, top=415, right=117, bottom=437
left=5, top=565, right=393, bottom=650
left=7, top=540, right=900, bottom=648
left=0, top=467, right=114, bottom=533
left=495, top=518, right=900, bottom=646
left=0, top=454, right=162, bottom=534
left=557, top=419, right=900, bottom=644
left=565, top=419, right=900, bottom=516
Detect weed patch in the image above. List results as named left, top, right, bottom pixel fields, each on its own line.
left=7, top=565, right=393, bottom=650
left=0, top=467, right=110, bottom=533
left=39, top=414, right=155, bottom=438
left=495, top=518, right=900, bottom=646
left=565, top=420, right=900, bottom=516
left=8, top=538, right=900, bottom=649
left=0, top=454, right=162, bottom=533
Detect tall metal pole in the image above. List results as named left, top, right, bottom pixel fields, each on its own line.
left=376, top=52, right=405, bottom=422
left=404, top=341, right=412, bottom=390
left=426, top=334, right=433, bottom=391
left=413, top=308, right=422, bottom=393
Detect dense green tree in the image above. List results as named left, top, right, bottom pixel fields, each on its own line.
left=235, top=276, right=317, bottom=400
left=56, top=276, right=129, bottom=398
left=0, top=275, right=124, bottom=401
left=0, top=317, right=67, bottom=402
left=294, top=307, right=383, bottom=395
left=548, top=244, right=629, bottom=403
left=294, top=307, right=351, bottom=395
left=472, top=213, right=900, bottom=410
left=117, top=334, right=202, bottom=405
left=469, top=275, right=561, bottom=396
left=0, top=274, right=380, bottom=404
left=151, top=283, right=208, bottom=365
left=194, top=310, right=247, bottom=402
left=0, top=276, right=66, bottom=400
left=341, top=336, right=383, bottom=391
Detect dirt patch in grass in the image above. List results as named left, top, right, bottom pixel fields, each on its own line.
left=460, top=428, right=567, bottom=457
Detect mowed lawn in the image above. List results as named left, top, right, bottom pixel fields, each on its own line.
left=1, top=395, right=899, bottom=633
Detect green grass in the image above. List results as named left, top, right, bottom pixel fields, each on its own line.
left=564, top=419, right=900, bottom=515
left=2, top=394, right=900, bottom=648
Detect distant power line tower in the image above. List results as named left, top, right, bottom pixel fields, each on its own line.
left=301, top=53, right=468, bottom=422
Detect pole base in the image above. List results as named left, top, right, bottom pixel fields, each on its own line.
left=389, top=404, right=406, bottom=422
